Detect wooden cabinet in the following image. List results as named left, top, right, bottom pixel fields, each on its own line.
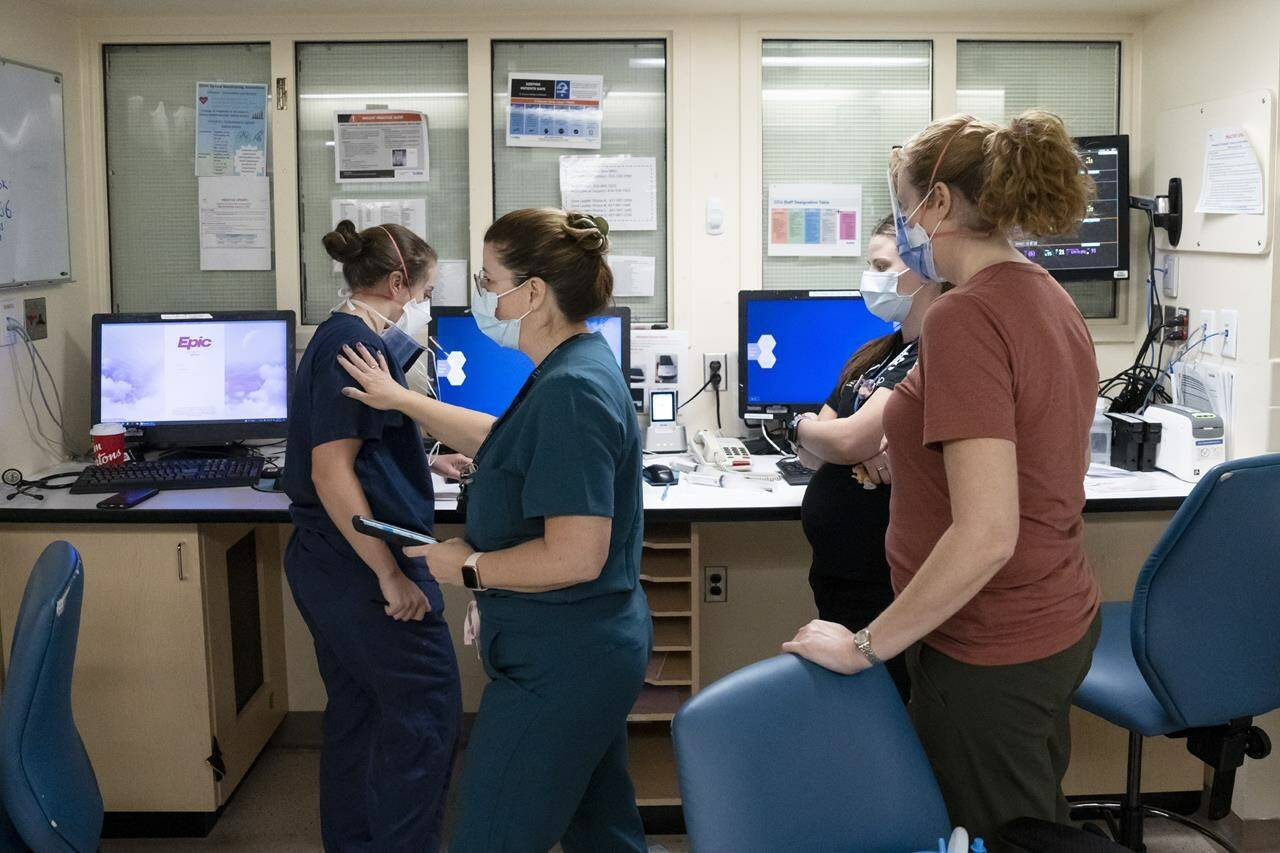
left=0, top=524, right=287, bottom=815
left=628, top=522, right=700, bottom=806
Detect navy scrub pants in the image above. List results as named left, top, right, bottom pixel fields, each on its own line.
left=449, top=588, right=652, bottom=853
left=285, top=533, right=462, bottom=853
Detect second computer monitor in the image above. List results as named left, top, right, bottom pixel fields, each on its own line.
left=738, top=290, right=894, bottom=420
left=430, top=306, right=630, bottom=417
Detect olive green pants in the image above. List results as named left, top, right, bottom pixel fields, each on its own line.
left=905, top=614, right=1101, bottom=852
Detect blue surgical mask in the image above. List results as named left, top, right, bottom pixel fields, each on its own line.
left=888, top=170, right=946, bottom=284
left=345, top=298, right=426, bottom=373
left=860, top=269, right=913, bottom=325
left=472, top=280, right=532, bottom=350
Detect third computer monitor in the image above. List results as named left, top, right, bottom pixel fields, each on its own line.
left=430, top=307, right=630, bottom=417
left=738, top=290, right=895, bottom=420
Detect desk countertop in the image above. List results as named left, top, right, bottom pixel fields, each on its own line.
left=0, top=456, right=1193, bottom=526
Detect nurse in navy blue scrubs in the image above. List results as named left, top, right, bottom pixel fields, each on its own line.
left=282, top=220, right=465, bottom=852
left=338, top=209, right=651, bottom=852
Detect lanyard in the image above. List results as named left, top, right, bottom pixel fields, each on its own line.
left=850, top=340, right=918, bottom=414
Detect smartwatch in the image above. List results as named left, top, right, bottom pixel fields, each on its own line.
left=786, top=412, right=816, bottom=454
left=461, top=552, right=487, bottom=591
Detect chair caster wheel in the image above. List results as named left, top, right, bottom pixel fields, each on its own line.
left=1246, top=727, right=1271, bottom=760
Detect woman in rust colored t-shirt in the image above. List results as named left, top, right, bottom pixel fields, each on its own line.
left=785, top=110, right=1102, bottom=846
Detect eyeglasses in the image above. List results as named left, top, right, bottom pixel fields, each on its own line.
left=472, top=270, right=533, bottom=300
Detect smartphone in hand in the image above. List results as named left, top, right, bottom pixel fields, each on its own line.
left=352, top=515, right=439, bottom=547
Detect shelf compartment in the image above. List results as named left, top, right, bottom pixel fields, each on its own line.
left=651, top=617, right=691, bottom=651
left=642, top=582, right=692, bottom=615
left=639, top=550, right=693, bottom=582
left=645, top=651, right=692, bottom=686
left=628, top=722, right=680, bottom=806
left=629, top=684, right=690, bottom=721
left=642, top=523, right=693, bottom=550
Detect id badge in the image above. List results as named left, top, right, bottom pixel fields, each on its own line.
left=463, top=600, right=481, bottom=660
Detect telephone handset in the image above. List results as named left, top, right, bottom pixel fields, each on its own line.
left=690, top=430, right=753, bottom=472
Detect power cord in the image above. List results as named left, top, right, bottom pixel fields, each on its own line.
left=5, top=317, right=70, bottom=457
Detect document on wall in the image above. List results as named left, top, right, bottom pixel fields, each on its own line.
left=1195, top=126, right=1265, bottom=215
left=507, top=74, right=603, bottom=149
left=559, top=156, right=657, bottom=231
left=334, top=111, right=429, bottom=182
left=767, top=183, right=862, bottom=257
left=330, top=198, right=427, bottom=271
left=195, top=83, right=268, bottom=177
left=631, top=328, right=689, bottom=416
left=607, top=255, right=656, bottom=297
left=198, top=176, right=272, bottom=271
left=433, top=260, right=469, bottom=308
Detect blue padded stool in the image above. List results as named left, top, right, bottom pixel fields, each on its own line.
left=673, top=654, right=949, bottom=853
left=0, top=541, right=103, bottom=852
left=1073, top=455, right=1280, bottom=852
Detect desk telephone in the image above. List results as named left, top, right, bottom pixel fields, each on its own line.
left=690, top=430, right=753, bottom=472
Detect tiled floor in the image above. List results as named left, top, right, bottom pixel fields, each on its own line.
left=100, top=747, right=1279, bottom=852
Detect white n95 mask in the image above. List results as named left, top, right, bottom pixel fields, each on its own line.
left=860, top=269, right=914, bottom=325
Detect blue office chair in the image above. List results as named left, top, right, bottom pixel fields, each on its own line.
left=1073, top=454, right=1280, bottom=852
left=0, top=541, right=103, bottom=852
left=673, top=654, right=950, bottom=852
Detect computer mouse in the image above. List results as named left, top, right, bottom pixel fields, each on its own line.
left=643, top=464, right=676, bottom=486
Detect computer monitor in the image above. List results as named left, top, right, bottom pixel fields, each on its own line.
left=1014, top=134, right=1130, bottom=283
left=738, top=290, right=894, bottom=420
left=91, top=311, right=296, bottom=446
left=430, top=307, right=631, bottom=416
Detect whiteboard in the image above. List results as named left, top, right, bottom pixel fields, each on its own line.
left=0, top=57, right=71, bottom=287
left=1155, top=89, right=1274, bottom=255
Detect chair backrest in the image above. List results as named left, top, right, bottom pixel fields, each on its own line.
left=673, top=655, right=950, bottom=853
left=0, top=541, right=102, bottom=852
left=1131, top=454, right=1280, bottom=729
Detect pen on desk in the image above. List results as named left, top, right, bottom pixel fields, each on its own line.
left=661, top=484, right=670, bottom=501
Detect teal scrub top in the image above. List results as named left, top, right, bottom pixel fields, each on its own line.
left=464, top=333, right=644, bottom=604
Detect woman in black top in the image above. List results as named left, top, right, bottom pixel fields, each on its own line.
left=790, top=215, right=947, bottom=700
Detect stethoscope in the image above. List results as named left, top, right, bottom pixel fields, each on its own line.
left=2, top=468, right=78, bottom=501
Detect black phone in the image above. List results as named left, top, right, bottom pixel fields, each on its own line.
left=352, top=515, right=439, bottom=547
left=97, top=488, right=160, bottom=510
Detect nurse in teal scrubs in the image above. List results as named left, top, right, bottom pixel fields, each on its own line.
left=337, top=208, right=651, bottom=853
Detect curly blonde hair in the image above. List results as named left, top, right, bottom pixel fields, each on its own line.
left=895, top=110, right=1094, bottom=238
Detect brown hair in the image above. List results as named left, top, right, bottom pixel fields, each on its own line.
left=830, top=215, right=902, bottom=390
left=893, top=110, right=1094, bottom=238
left=483, top=208, right=612, bottom=323
left=322, top=220, right=437, bottom=292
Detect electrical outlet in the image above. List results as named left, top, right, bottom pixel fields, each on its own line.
left=0, top=297, right=20, bottom=348
left=703, top=352, right=727, bottom=390
left=1163, top=306, right=1188, bottom=342
left=1160, top=253, right=1179, bottom=299
left=703, top=565, right=727, bottom=603
left=1198, top=310, right=1218, bottom=355
left=23, top=297, right=47, bottom=341
left=1220, top=309, right=1239, bottom=359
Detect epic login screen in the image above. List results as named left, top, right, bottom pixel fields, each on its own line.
left=100, top=321, right=289, bottom=424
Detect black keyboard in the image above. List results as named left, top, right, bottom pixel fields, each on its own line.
left=776, top=458, right=816, bottom=486
left=70, top=457, right=266, bottom=495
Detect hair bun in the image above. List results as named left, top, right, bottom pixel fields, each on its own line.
left=322, top=219, right=365, bottom=264
left=566, top=212, right=610, bottom=255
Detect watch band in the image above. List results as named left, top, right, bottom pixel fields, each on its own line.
left=462, top=552, right=487, bottom=591
left=853, top=628, right=882, bottom=667
left=787, top=412, right=816, bottom=453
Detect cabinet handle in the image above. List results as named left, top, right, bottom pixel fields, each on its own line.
left=177, top=542, right=186, bottom=581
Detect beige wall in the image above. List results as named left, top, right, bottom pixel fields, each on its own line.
left=0, top=0, right=98, bottom=474
left=1137, top=0, right=1280, bottom=819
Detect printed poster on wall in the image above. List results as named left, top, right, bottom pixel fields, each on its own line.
left=334, top=111, right=429, bottom=183
left=559, top=155, right=657, bottom=231
left=195, top=82, right=268, bottom=177
left=506, top=74, right=603, bottom=149
left=330, top=199, right=428, bottom=272
left=767, top=183, right=862, bottom=257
